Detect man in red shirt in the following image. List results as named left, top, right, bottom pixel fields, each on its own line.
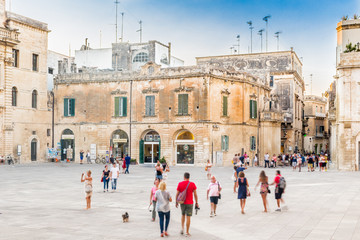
left=270, top=170, right=285, bottom=211
left=175, top=172, right=199, bottom=237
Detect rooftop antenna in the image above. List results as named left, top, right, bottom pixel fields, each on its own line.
left=230, top=46, right=234, bottom=54
left=137, top=20, right=143, bottom=43
left=274, top=31, right=282, bottom=51
left=115, top=0, right=120, bottom=44
left=236, top=35, right=240, bottom=53
left=263, top=15, right=271, bottom=52
left=120, top=12, right=124, bottom=42
left=247, top=21, right=254, bottom=53
left=258, top=29, right=265, bottom=52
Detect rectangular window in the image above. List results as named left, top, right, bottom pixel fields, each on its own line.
left=270, top=75, right=274, bottom=87
left=221, top=135, right=229, bottom=151
left=64, top=98, right=75, bottom=117
left=250, top=136, right=256, bottom=151
left=48, top=67, right=54, bottom=74
left=12, top=49, right=19, bottom=67
left=114, top=97, right=127, bottom=117
left=47, top=129, right=51, bottom=137
left=178, top=94, right=188, bottom=115
left=222, top=96, right=228, bottom=116
left=32, top=54, right=39, bottom=71
left=319, top=126, right=324, bottom=133
left=145, top=95, right=155, bottom=116
left=250, top=100, right=257, bottom=119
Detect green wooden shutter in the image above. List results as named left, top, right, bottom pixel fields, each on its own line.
left=221, top=135, right=224, bottom=151
left=254, top=101, right=257, bottom=118
left=223, top=96, right=228, bottom=116
left=250, top=100, right=253, bottom=118
left=115, top=97, right=120, bottom=116
left=139, top=140, right=144, bottom=164
left=225, top=135, right=229, bottom=151
left=64, top=98, right=69, bottom=116
left=178, top=94, right=183, bottom=115
left=150, top=96, right=155, bottom=116
left=70, top=99, right=75, bottom=116
left=183, top=94, right=188, bottom=115
left=145, top=96, right=150, bottom=116
left=122, top=97, right=127, bottom=116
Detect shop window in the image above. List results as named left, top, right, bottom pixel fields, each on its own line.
left=115, top=97, right=127, bottom=117
left=64, top=98, right=75, bottom=117
left=32, top=90, right=38, bottom=109
left=250, top=136, right=256, bottom=151
left=250, top=100, right=257, bottom=119
left=222, top=96, right=228, bottom=116
left=133, top=52, right=149, bottom=62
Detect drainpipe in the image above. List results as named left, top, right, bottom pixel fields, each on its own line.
left=129, top=80, right=133, bottom=158
left=51, top=91, right=55, bottom=148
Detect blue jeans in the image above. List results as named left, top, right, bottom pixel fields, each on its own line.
left=111, top=178, right=117, bottom=190
left=103, top=177, right=109, bottom=190
left=158, top=211, right=170, bottom=233
left=125, top=163, right=130, bottom=174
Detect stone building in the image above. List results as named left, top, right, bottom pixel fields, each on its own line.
left=0, top=0, right=51, bottom=162
left=47, top=50, right=75, bottom=90
left=53, top=62, right=281, bottom=165
left=331, top=18, right=360, bottom=171
left=196, top=50, right=305, bottom=155
left=75, top=40, right=184, bottom=71
left=303, top=95, right=329, bottom=154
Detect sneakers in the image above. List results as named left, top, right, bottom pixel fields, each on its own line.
left=275, top=208, right=281, bottom=212
left=210, top=212, right=214, bottom=217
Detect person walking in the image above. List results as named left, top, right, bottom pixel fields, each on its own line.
left=270, top=170, right=286, bottom=212
left=207, top=176, right=222, bottom=217
left=155, top=182, right=172, bottom=237
left=175, top=172, right=198, bottom=237
left=81, top=170, right=93, bottom=210
left=101, top=165, right=110, bottom=192
left=233, top=154, right=238, bottom=165
left=110, top=163, right=119, bottom=191
left=236, top=171, right=249, bottom=214
left=233, top=166, right=238, bottom=193
left=124, top=154, right=131, bottom=174
left=253, top=154, right=258, bottom=167
left=297, top=154, right=302, bottom=172
left=264, top=153, right=270, bottom=168
left=86, top=150, right=91, bottom=164
left=155, top=163, right=163, bottom=180
left=291, top=154, right=297, bottom=171
left=255, top=171, right=269, bottom=212
left=150, top=178, right=160, bottom=221
left=79, top=150, right=84, bottom=164
left=205, top=160, right=212, bottom=179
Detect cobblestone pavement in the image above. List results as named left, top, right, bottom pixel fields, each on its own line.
left=1, top=163, right=360, bottom=240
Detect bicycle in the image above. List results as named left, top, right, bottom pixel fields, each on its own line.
left=6, top=154, right=15, bottom=165
left=95, top=155, right=106, bottom=164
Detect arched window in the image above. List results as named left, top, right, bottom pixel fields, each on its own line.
left=32, top=90, right=38, bottom=109
left=12, top=87, right=17, bottom=106
left=133, top=52, right=149, bottom=63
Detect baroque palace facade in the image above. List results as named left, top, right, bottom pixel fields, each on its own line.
left=0, top=0, right=51, bottom=162
left=54, top=62, right=281, bottom=166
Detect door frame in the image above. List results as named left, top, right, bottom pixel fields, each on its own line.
left=143, top=141, right=160, bottom=164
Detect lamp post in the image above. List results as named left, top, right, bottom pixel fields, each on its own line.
left=263, top=15, right=271, bottom=52
left=247, top=21, right=253, bottom=53
left=258, top=29, right=264, bottom=52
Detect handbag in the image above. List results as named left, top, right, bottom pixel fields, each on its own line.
left=217, top=182, right=221, bottom=199
left=247, top=187, right=251, bottom=197
left=101, top=177, right=103, bottom=182
left=177, top=182, right=190, bottom=204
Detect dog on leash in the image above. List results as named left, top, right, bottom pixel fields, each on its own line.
left=122, top=212, right=129, bottom=222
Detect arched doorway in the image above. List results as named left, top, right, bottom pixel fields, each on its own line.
left=61, top=129, right=75, bottom=161
left=140, top=130, right=160, bottom=164
left=175, top=130, right=195, bottom=165
left=110, top=130, right=129, bottom=159
left=31, top=138, right=37, bottom=161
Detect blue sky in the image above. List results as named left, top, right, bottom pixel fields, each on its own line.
left=9, top=0, right=360, bottom=95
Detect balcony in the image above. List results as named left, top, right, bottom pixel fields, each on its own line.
left=0, top=27, right=20, bottom=46
left=315, top=112, right=326, bottom=118
left=260, top=111, right=282, bottom=122
left=315, top=132, right=324, bottom=138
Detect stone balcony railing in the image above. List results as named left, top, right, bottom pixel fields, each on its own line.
left=315, top=112, right=326, bottom=118
left=0, top=27, right=19, bottom=44
left=260, top=111, right=282, bottom=122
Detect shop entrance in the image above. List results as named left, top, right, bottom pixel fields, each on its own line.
left=110, top=129, right=128, bottom=159
left=61, top=129, right=75, bottom=161
left=140, top=131, right=160, bottom=164
left=175, top=130, right=195, bottom=165
left=31, top=138, right=37, bottom=161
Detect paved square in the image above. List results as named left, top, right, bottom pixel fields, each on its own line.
left=1, top=163, right=360, bottom=240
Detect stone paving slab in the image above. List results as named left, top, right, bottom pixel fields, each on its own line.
left=1, top=163, right=360, bottom=240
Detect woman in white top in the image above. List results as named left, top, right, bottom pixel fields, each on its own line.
left=155, top=182, right=172, bottom=237
left=205, top=160, right=212, bottom=179
left=81, top=170, right=93, bottom=210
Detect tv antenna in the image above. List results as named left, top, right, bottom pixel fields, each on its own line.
left=137, top=20, right=142, bottom=43
left=274, top=31, right=282, bottom=51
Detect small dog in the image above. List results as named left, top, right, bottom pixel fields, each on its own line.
left=122, top=212, right=129, bottom=222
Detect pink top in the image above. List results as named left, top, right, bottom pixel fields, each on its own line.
left=151, top=186, right=158, bottom=201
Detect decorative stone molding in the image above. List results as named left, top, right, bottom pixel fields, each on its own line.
left=111, top=89, right=127, bottom=95
left=174, top=86, right=193, bottom=92
left=221, top=88, right=230, bottom=95
left=249, top=93, right=257, bottom=99
left=142, top=87, right=159, bottom=94
left=4, top=57, right=14, bottom=66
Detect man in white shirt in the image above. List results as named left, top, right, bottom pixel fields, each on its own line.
left=264, top=153, right=270, bottom=168
left=110, top=163, right=119, bottom=191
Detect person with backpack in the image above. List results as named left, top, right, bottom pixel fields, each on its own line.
left=175, top=172, right=198, bottom=237
left=270, top=170, right=286, bottom=212
left=207, top=175, right=222, bottom=217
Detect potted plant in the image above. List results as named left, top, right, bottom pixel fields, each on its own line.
left=130, top=158, right=137, bottom=165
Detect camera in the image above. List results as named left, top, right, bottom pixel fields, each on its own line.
left=195, top=204, right=200, bottom=215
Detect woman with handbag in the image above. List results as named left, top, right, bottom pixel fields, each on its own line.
left=81, top=170, right=93, bottom=210
left=207, top=176, right=222, bottom=217
left=255, top=170, right=269, bottom=212
left=155, top=182, right=172, bottom=237
left=236, top=171, right=249, bottom=214
left=101, top=165, right=110, bottom=192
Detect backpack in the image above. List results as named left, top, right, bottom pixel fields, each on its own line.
left=279, top=176, right=286, bottom=190
left=177, top=182, right=191, bottom=204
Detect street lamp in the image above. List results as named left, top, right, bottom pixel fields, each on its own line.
left=247, top=21, right=253, bottom=53
left=263, top=15, right=271, bottom=52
